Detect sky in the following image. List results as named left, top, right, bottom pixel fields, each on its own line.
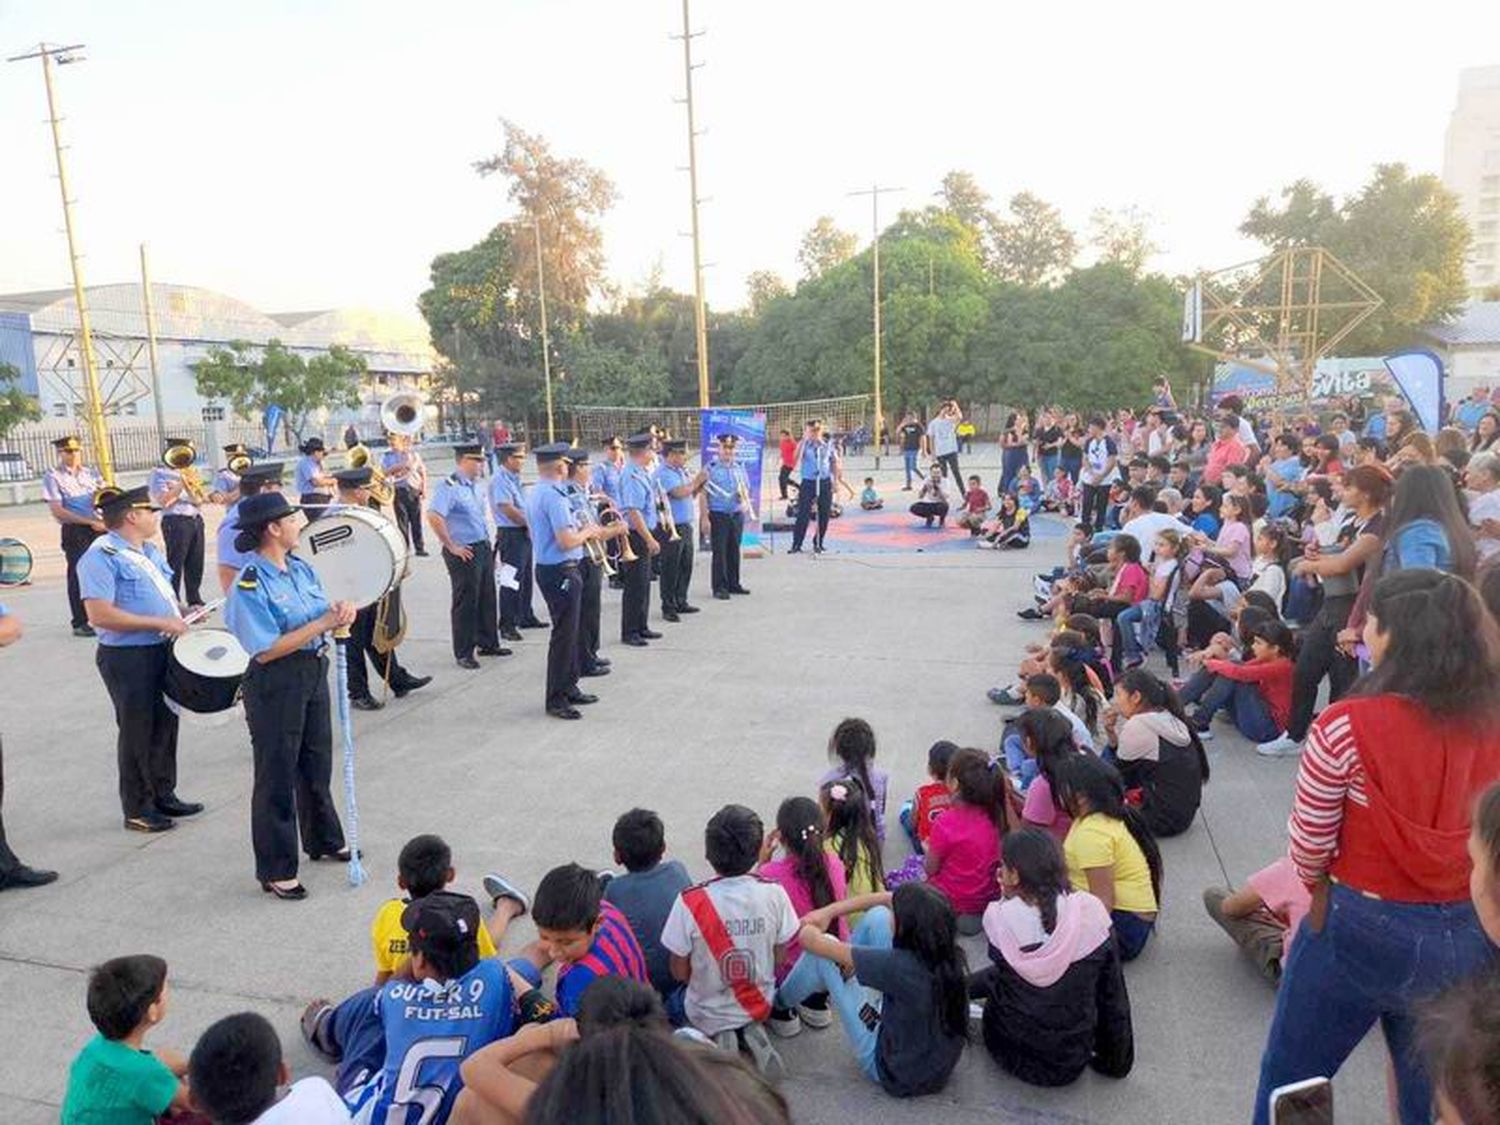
left=1, top=0, right=1496, bottom=325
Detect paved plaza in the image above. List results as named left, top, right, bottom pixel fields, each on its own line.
left=0, top=489, right=1385, bottom=1123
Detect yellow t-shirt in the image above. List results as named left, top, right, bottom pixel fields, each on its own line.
left=826, top=836, right=881, bottom=925
left=1064, top=813, right=1157, bottom=915
left=370, top=897, right=497, bottom=975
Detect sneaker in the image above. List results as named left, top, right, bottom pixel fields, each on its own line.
left=1196, top=726, right=1215, bottom=742
left=1255, top=734, right=1301, bottom=758
left=1016, top=607, right=1046, bottom=621
left=768, top=1007, right=803, bottom=1038
left=1034, top=576, right=1054, bottom=599
left=482, top=873, right=531, bottom=915
left=987, top=686, right=1025, bottom=706
left=712, top=1029, right=738, bottom=1054
left=739, top=1023, right=787, bottom=1079
left=797, top=1002, right=833, bottom=1030
left=975, top=539, right=996, bottom=550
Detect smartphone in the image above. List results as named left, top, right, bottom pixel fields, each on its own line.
left=1270, top=1076, right=1333, bottom=1125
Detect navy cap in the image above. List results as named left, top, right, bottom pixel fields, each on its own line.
left=94, top=485, right=158, bottom=516
left=454, top=443, right=485, bottom=460
left=534, top=442, right=572, bottom=464
left=334, top=466, right=373, bottom=488
left=52, top=435, right=83, bottom=452
left=565, top=447, right=589, bottom=465
left=663, top=439, right=687, bottom=453
left=234, top=492, right=302, bottom=530
left=223, top=442, right=249, bottom=456
left=400, top=892, right=482, bottom=962
left=163, top=436, right=192, bottom=450
left=715, top=432, right=739, bottom=445
left=496, top=442, right=525, bottom=457
left=299, top=437, right=327, bottom=454
left=625, top=433, right=653, bottom=450
left=238, top=461, right=284, bottom=483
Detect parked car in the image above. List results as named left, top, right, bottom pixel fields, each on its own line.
left=0, top=451, right=35, bottom=481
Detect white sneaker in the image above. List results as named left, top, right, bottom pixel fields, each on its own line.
left=1196, top=726, right=1214, bottom=742
left=768, top=1008, right=803, bottom=1038
left=1256, top=734, right=1301, bottom=758
left=739, top=1023, right=787, bottom=1079
left=1034, top=576, right=1053, bottom=598
left=797, top=1002, right=834, bottom=1030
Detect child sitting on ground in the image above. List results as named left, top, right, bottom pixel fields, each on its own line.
left=976, top=493, right=1031, bottom=550
left=1016, top=708, right=1082, bottom=842
left=370, top=834, right=506, bottom=986
left=1179, top=619, right=1295, bottom=746
left=818, top=717, right=889, bottom=842
left=62, top=954, right=194, bottom=1124
left=661, top=805, right=799, bottom=1075
left=601, top=808, right=692, bottom=1005
left=189, top=1011, right=349, bottom=1124
left=1101, top=669, right=1208, bottom=839
left=1201, top=854, right=1310, bottom=985
left=859, top=477, right=883, bottom=510
left=822, top=777, right=888, bottom=913
left=956, top=475, right=991, bottom=533
left=1013, top=465, right=1043, bottom=513
left=898, top=740, right=958, bottom=853
left=926, top=747, right=1020, bottom=935
left=1000, top=672, right=1095, bottom=790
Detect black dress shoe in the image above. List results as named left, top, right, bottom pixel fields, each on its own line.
left=125, top=814, right=175, bottom=833
left=72, top=624, right=96, bottom=637
left=457, top=656, right=481, bottom=669
left=415, top=548, right=430, bottom=557
left=155, top=796, right=204, bottom=818
left=350, top=695, right=384, bottom=712
left=594, top=656, right=612, bottom=667
left=476, top=646, right=513, bottom=657
left=662, top=611, right=680, bottom=623
left=580, top=665, right=611, bottom=677
left=308, top=848, right=362, bottom=862
left=714, top=590, right=731, bottom=600
left=678, top=604, right=701, bottom=614
left=261, top=880, right=308, bottom=900
left=622, top=635, right=648, bottom=647
left=640, top=629, right=663, bottom=640
left=520, top=619, right=550, bottom=629
left=0, top=864, right=59, bottom=891
left=500, top=627, right=524, bottom=642
left=566, top=690, right=599, bottom=705
left=392, top=674, right=432, bottom=698
left=547, top=705, right=583, bottom=720
left=787, top=547, right=803, bottom=554
left=730, top=587, right=751, bottom=596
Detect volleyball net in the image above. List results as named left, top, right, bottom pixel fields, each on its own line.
left=564, top=394, right=873, bottom=449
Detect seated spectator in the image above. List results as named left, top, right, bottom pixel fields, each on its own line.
left=600, top=809, right=692, bottom=1004
left=1013, top=465, right=1043, bottom=512
left=1015, top=708, right=1082, bottom=841
left=976, top=493, right=1031, bottom=549
left=910, top=464, right=951, bottom=527
left=1420, top=972, right=1500, bottom=1125
left=926, top=747, right=1019, bottom=934
left=188, top=1011, right=349, bottom=1124
left=859, top=477, right=883, bottom=511
left=898, top=739, right=959, bottom=853
left=818, top=717, right=889, bottom=842
left=955, top=475, right=991, bottom=533
left=1179, top=619, right=1295, bottom=746
left=1101, top=669, right=1208, bottom=838
left=999, top=672, right=1095, bottom=789
left=1201, top=855, right=1309, bottom=986
left=821, top=777, right=886, bottom=922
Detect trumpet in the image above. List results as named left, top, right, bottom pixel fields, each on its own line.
left=164, top=442, right=210, bottom=504
left=570, top=504, right=617, bottom=577
left=654, top=476, right=681, bottom=542
left=347, top=444, right=395, bottom=506
left=597, top=499, right=639, bottom=563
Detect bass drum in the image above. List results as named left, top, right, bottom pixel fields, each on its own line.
left=301, top=506, right=407, bottom=608
left=166, top=628, right=250, bottom=713
left=0, top=538, right=33, bottom=587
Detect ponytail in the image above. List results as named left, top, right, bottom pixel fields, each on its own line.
left=828, top=718, right=878, bottom=810
left=774, top=797, right=836, bottom=910
left=1118, top=668, right=1209, bottom=783
left=1001, top=828, right=1070, bottom=935
left=1056, top=754, right=1164, bottom=905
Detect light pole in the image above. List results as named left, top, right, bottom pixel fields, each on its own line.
left=503, top=214, right=555, bottom=442
left=673, top=0, right=711, bottom=407
left=848, top=184, right=902, bottom=468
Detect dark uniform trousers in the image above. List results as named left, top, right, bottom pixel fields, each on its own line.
left=161, top=513, right=206, bottom=605
left=535, top=562, right=582, bottom=707
left=709, top=511, right=744, bottom=594
left=656, top=526, right=690, bottom=612
left=242, top=652, right=344, bottom=882
left=579, top=556, right=603, bottom=671
left=669, top=531, right=694, bottom=609
left=343, top=600, right=412, bottom=699
left=96, top=643, right=179, bottom=819
left=495, top=526, right=538, bottom=628
left=621, top=530, right=654, bottom=639
left=0, top=735, right=19, bottom=879
left=61, top=523, right=103, bottom=628
left=392, top=486, right=425, bottom=552
left=443, top=540, right=500, bottom=659
left=791, top=478, right=833, bottom=550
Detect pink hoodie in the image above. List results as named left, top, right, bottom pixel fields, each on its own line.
left=983, top=890, right=1114, bottom=987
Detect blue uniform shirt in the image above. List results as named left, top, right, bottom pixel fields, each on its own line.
left=526, top=478, right=584, bottom=565
left=620, top=462, right=659, bottom=531
left=489, top=468, right=526, bottom=529
left=657, top=462, right=697, bottom=524
left=706, top=460, right=740, bottom=515
left=77, top=532, right=178, bottom=647
left=596, top=460, right=625, bottom=508
left=148, top=466, right=200, bottom=518
left=380, top=448, right=417, bottom=492
left=428, top=472, right=489, bottom=546
left=216, top=500, right=257, bottom=573
left=799, top=438, right=834, bottom=481
left=225, top=553, right=330, bottom=657
left=213, top=468, right=240, bottom=497
left=42, top=464, right=103, bottom=519
left=295, top=454, right=327, bottom=496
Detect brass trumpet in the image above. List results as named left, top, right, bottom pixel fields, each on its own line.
left=347, top=444, right=395, bottom=506
left=227, top=452, right=253, bottom=476
left=654, top=476, right=681, bottom=542
left=164, top=442, right=210, bottom=504
left=597, top=499, right=639, bottom=563
left=570, top=505, right=617, bottom=577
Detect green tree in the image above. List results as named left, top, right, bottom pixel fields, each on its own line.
left=1089, top=206, right=1158, bottom=276
left=0, top=362, right=41, bottom=438
left=938, top=170, right=996, bottom=236
left=796, top=216, right=859, bottom=280
left=192, top=340, right=365, bottom=442
left=745, top=270, right=789, bottom=316
left=555, top=330, right=670, bottom=408
left=991, top=191, right=1077, bottom=286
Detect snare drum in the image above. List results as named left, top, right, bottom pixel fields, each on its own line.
left=302, top=507, right=407, bottom=607
left=166, top=628, right=250, bottom=713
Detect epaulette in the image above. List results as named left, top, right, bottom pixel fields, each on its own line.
left=236, top=565, right=259, bottom=591
left=100, top=542, right=118, bottom=555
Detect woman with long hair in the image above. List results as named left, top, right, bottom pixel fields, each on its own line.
left=1470, top=409, right=1499, bottom=453
left=1254, top=570, right=1500, bottom=1125
left=1000, top=410, right=1031, bottom=496
left=1103, top=669, right=1208, bottom=839
left=1059, top=414, right=1085, bottom=484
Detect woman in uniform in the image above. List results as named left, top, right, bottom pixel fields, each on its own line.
left=224, top=492, right=356, bottom=900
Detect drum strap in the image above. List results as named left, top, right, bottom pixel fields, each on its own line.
left=120, top=545, right=183, bottom=618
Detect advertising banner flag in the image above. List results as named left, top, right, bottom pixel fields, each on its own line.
left=263, top=404, right=284, bottom=452
left=1383, top=350, right=1446, bottom=435
left=699, top=408, right=767, bottom=553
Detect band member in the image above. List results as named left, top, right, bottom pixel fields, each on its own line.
left=490, top=441, right=547, bottom=641
left=790, top=418, right=842, bottom=554
left=526, top=444, right=607, bottom=719
left=565, top=449, right=611, bottom=679
left=618, top=434, right=662, bottom=647
left=217, top=463, right=284, bottom=594
left=706, top=433, right=751, bottom=599
left=0, top=602, right=58, bottom=892
left=295, top=437, right=335, bottom=518
left=78, top=486, right=203, bottom=834
left=381, top=432, right=428, bottom=557
left=656, top=439, right=704, bottom=620
left=427, top=444, right=507, bottom=669
left=150, top=438, right=208, bottom=607
left=41, top=435, right=105, bottom=636
left=213, top=443, right=250, bottom=504
left=597, top=436, right=628, bottom=589
left=225, top=492, right=355, bottom=900
left=330, top=467, right=432, bottom=710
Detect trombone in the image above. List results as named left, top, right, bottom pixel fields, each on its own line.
left=347, top=444, right=395, bottom=506
left=164, top=442, right=210, bottom=504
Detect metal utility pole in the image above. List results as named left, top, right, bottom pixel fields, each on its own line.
left=531, top=213, right=555, bottom=441
left=138, top=243, right=167, bottom=443
left=673, top=0, right=711, bottom=407
left=848, top=184, right=902, bottom=468
left=9, top=42, right=113, bottom=481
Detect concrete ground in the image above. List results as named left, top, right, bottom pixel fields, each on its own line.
left=0, top=469, right=1385, bottom=1123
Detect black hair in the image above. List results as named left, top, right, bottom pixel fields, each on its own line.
left=1420, top=973, right=1500, bottom=1125
left=820, top=777, right=884, bottom=891
left=575, top=976, right=670, bottom=1039
left=774, top=797, right=836, bottom=911
left=1481, top=563, right=1500, bottom=625
left=926, top=739, right=959, bottom=779
left=1063, top=613, right=1102, bottom=648
left=1087, top=415, right=1106, bottom=430
left=532, top=863, right=604, bottom=932
left=1054, top=755, right=1164, bottom=905
left=1001, top=828, right=1072, bottom=936
left=1247, top=618, right=1296, bottom=659
left=827, top=718, right=877, bottom=813
left=1256, top=522, right=1291, bottom=570
left=947, top=747, right=1018, bottom=834
left=1193, top=483, right=1222, bottom=509
left=612, top=808, right=667, bottom=873
left=1110, top=533, right=1142, bottom=563
left=1129, top=485, right=1157, bottom=512
left=704, top=804, right=763, bottom=878
left=1222, top=494, right=1254, bottom=528
left=1240, top=589, right=1279, bottom=618
left=188, top=1012, right=282, bottom=1125
left=238, top=476, right=268, bottom=498
left=890, top=883, right=970, bottom=1041
left=1386, top=464, right=1478, bottom=581
left=397, top=833, right=452, bottom=899
left=1117, top=668, right=1210, bottom=783
left=1023, top=672, right=1062, bottom=706
left=1014, top=708, right=1076, bottom=817
left=1357, top=434, right=1387, bottom=459
left=1148, top=456, right=1171, bottom=475
left=1315, top=433, right=1341, bottom=457
left=86, top=954, right=168, bottom=1040
left=1047, top=643, right=1103, bottom=732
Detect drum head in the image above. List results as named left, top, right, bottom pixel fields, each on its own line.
left=0, top=538, right=32, bottom=586
left=174, top=628, right=251, bottom=678
left=302, top=509, right=405, bottom=606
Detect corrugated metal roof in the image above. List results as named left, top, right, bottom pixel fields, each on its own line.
left=1424, top=302, right=1500, bottom=346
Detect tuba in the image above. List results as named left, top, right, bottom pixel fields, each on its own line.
left=227, top=451, right=253, bottom=476
left=381, top=390, right=425, bottom=437
left=347, top=444, right=395, bottom=506
left=164, top=442, right=210, bottom=504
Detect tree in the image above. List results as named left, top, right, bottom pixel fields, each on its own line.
left=1089, top=206, right=1158, bottom=276
left=555, top=330, right=670, bottom=408
left=797, top=216, right=858, bottom=280
left=991, top=192, right=1077, bottom=286
left=938, top=170, right=996, bottom=236
left=0, top=362, right=41, bottom=438
left=745, top=270, right=789, bottom=316
left=192, top=340, right=365, bottom=442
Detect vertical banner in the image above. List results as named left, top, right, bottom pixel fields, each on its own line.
left=1383, top=350, right=1445, bottom=435
left=263, top=404, right=284, bottom=452
left=700, top=408, right=767, bottom=553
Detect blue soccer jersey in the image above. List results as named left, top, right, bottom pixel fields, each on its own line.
left=345, top=958, right=515, bottom=1125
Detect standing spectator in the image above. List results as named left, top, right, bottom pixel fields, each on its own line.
left=896, top=412, right=925, bottom=491
left=927, top=400, right=963, bottom=486
left=957, top=417, right=976, bottom=455
left=1466, top=451, right=1500, bottom=563
left=777, top=428, right=797, bottom=499
left=1455, top=386, right=1492, bottom=432
left=1035, top=408, right=1064, bottom=484
left=1000, top=412, right=1031, bottom=496
left=1471, top=410, right=1500, bottom=454
left=1078, top=417, right=1119, bottom=534
left=342, top=422, right=359, bottom=450
left=1059, top=415, right=1085, bottom=484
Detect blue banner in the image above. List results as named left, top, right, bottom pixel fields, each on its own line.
left=700, top=408, right=767, bottom=552
left=263, top=404, right=284, bottom=452
left=1383, top=350, right=1446, bottom=435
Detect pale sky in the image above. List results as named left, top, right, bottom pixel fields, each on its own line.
left=2, top=0, right=1496, bottom=325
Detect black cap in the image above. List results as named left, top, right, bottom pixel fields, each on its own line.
left=534, top=442, right=572, bottom=464
left=663, top=439, right=687, bottom=453
left=52, top=436, right=83, bottom=452
left=565, top=447, right=589, bottom=465
left=715, top=432, right=739, bottom=445
left=94, top=485, right=158, bottom=517
left=334, top=466, right=373, bottom=488
left=238, top=462, right=283, bottom=484
left=234, top=492, right=302, bottom=530
left=625, top=433, right=653, bottom=450
left=299, top=437, right=326, bottom=454
left=223, top=442, right=249, bottom=456
left=399, top=892, right=482, bottom=962
left=454, top=443, right=485, bottom=460
left=495, top=442, right=525, bottom=457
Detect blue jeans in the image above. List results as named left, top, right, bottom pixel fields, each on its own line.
left=902, top=450, right=919, bottom=488
left=1001, top=728, right=1040, bottom=791
left=1254, top=885, right=1495, bottom=1125
left=1181, top=670, right=1281, bottom=742
left=777, top=907, right=894, bottom=1083
left=1117, top=601, right=1161, bottom=663
left=1039, top=451, right=1059, bottom=486
left=328, top=987, right=386, bottom=1095
left=898, top=800, right=923, bottom=854
left=1000, top=448, right=1028, bottom=496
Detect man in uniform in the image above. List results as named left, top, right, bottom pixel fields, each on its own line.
left=655, top=439, right=705, bottom=621
left=78, top=486, right=203, bottom=833
left=295, top=437, right=336, bottom=518
left=596, top=436, right=628, bottom=589
left=217, top=462, right=284, bottom=594
left=427, top=444, right=507, bottom=669
left=618, top=433, right=663, bottom=647
left=790, top=418, right=841, bottom=555
left=381, top=431, right=428, bottom=556
left=525, top=444, right=604, bottom=719
left=565, top=449, right=611, bottom=679
left=330, top=468, right=432, bottom=710
left=0, top=602, right=58, bottom=892
left=150, top=438, right=209, bottom=607
left=41, top=435, right=105, bottom=636
left=706, top=432, right=751, bottom=599
left=490, top=441, right=547, bottom=641
left=213, top=443, right=250, bottom=504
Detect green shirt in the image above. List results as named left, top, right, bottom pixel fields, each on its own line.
left=61, top=1034, right=178, bottom=1125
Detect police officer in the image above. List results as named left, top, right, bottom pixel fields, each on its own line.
left=565, top=449, right=612, bottom=678
left=151, top=438, right=209, bottom=607
left=330, top=467, right=432, bottom=709
left=41, top=435, right=105, bottom=636
left=596, top=436, right=628, bottom=588
left=656, top=439, right=706, bottom=620
left=213, top=443, right=250, bottom=504
left=790, top=418, right=841, bottom=554
left=426, top=444, right=507, bottom=669
left=490, top=441, right=548, bottom=641
left=217, top=462, right=284, bottom=594
left=0, top=602, right=58, bottom=892
left=295, top=437, right=336, bottom=518
left=78, top=486, right=204, bottom=834
left=381, top=432, right=428, bottom=556
left=618, top=433, right=663, bottom=646
left=225, top=491, right=356, bottom=899
left=706, top=432, right=751, bottom=599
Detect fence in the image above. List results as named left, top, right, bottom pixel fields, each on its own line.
left=1, top=421, right=280, bottom=479
left=564, top=394, right=873, bottom=450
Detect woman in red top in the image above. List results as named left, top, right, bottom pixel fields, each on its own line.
left=1178, top=619, right=1295, bottom=744
left=1253, top=569, right=1500, bottom=1125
